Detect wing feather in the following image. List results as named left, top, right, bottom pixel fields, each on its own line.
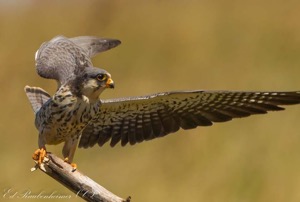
left=69, top=36, right=121, bottom=58
left=35, top=35, right=121, bottom=85
left=78, top=90, right=300, bottom=148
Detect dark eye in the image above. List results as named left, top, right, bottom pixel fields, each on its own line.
left=96, top=74, right=107, bottom=81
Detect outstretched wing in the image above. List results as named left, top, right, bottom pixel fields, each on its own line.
left=79, top=90, right=300, bottom=148
left=35, top=35, right=121, bottom=85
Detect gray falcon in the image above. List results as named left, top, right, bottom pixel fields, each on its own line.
left=25, top=35, right=300, bottom=170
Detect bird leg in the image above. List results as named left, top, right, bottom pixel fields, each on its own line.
left=32, top=147, right=47, bottom=165
left=62, top=138, right=79, bottom=172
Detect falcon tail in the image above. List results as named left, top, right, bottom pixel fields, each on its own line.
left=24, top=86, right=51, bottom=113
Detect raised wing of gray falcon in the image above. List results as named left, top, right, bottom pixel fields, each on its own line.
left=79, top=90, right=300, bottom=148
left=35, top=35, right=121, bottom=85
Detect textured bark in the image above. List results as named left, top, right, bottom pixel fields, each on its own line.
left=31, top=153, right=131, bottom=202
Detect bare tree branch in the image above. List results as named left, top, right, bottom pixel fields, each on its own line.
left=31, top=153, right=131, bottom=202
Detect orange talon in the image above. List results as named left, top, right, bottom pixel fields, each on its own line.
left=32, top=148, right=47, bottom=165
left=64, top=157, right=77, bottom=172
left=70, top=163, right=77, bottom=172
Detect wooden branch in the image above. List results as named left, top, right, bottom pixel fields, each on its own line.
left=31, top=153, right=131, bottom=202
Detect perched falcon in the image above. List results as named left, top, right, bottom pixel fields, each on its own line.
left=25, top=35, right=300, bottom=170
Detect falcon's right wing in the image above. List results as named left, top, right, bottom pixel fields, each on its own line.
left=79, top=90, right=300, bottom=148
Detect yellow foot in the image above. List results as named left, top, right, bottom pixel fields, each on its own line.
left=64, top=157, right=77, bottom=172
left=32, top=148, right=47, bottom=165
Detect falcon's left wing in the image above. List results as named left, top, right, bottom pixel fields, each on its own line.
left=79, top=90, right=300, bottom=148
left=35, top=35, right=121, bottom=85
left=69, top=36, right=121, bottom=58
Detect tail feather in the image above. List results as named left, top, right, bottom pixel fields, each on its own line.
left=24, top=85, right=51, bottom=113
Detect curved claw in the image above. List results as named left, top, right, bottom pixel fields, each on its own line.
left=32, top=148, right=47, bottom=165
left=64, top=157, right=77, bottom=172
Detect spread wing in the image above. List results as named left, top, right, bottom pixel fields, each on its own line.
left=79, top=90, right=300, bottom=148
left=35, top=35, right=121, bottom=85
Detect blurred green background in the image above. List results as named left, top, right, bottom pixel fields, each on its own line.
left=1, top=0, right=300, bottom=201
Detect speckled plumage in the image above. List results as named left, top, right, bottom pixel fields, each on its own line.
left=25, top=35, right=119, bottom=163
left=25, top=35, right=300, bottom=165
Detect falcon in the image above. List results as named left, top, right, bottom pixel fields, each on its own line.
left=25, top=35, right=300, bottom=170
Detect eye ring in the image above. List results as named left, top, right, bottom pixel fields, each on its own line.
left=96, top=74, right=107, bottom=81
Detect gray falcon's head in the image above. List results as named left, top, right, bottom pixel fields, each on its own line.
left=71, top=67, right=114, bottom=101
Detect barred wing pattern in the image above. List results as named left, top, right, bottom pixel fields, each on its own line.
left=79, top=90, right=300, bottom=148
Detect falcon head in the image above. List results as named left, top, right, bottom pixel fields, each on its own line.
left=72, top=67, right=114, bottom=101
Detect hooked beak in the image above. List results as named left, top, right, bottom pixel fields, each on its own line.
left=106, top=78, right=115, bottom=89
